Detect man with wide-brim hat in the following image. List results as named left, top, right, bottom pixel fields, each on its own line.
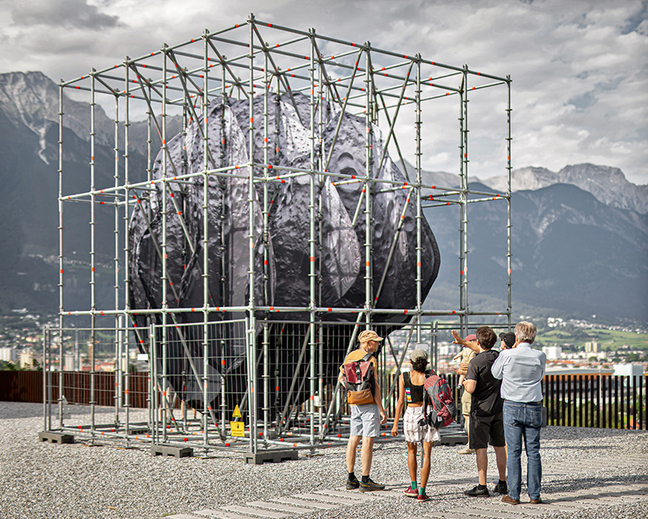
left=339, top=329, right=387, bottom=492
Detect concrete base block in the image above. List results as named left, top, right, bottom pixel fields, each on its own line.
left=151, top=445, right=193, bottom=458
left=245, top=449, right=298, bottom=464
left=439, top=427, right=468, bottom=447
left=38, top=431, right=74, bottom=444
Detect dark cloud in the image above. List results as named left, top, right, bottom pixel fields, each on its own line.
left=12, top=0, right=122, bottom=30
left=622, top=0, right=647, bottom=34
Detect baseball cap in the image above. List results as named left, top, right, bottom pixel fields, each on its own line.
left=499, top=332, right=516, bottom=348
left=409, top=348, right=429, bottom=362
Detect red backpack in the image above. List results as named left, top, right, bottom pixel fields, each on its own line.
left=420, top=372, right=456, bottom=429
left=341, top=352, right=376, bottom=405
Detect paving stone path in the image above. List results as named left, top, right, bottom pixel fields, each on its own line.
left=166, top=455, right=648, bottom=519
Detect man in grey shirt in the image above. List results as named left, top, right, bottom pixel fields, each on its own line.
left=491, top=321, right=546, bottom=505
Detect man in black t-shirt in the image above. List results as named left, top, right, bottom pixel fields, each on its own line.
left=463, top=326, right=507, bottom=497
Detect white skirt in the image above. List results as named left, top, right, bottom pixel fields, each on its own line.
left=403, top=406, right=440, bottom=443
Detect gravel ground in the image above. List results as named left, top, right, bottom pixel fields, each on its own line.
left=0, top=401, right=647, bottom=519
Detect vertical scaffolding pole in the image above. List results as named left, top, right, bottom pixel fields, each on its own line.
left=202, top=29, right=211, bottom=448
left=161, top=45, right=169, bottom=444
left=219, top=56, right=228, bottom=441
left=506, top=78, right=513, bottom=330
left=415, top=56, right=423, bottom=343
left=42, top=327, right=49, bottom=431
left=459, top=68, right=469, bottom=336
left=123, top=59, right=132, bottom=439
left=308, top=28, right=317, bottom=447
left=262, top=44, right=270, bottom=443
left=113, top=94, right=122, bottom=425
left=364, top=43, right=373, bottom=330
left=57, top=82, right=64, bottom=402
left=247, top=15, right=258, bottom=454
left=89, top=70, right=97, bottom=440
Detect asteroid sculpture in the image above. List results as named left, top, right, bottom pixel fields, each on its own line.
left=128, top=92, right=440, bottom=414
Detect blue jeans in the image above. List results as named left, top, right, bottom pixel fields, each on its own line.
left=503, top=401, right=542, bottom=500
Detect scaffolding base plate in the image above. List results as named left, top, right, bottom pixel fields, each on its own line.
left=151, top=445, right=194, bottom=458
left=39, top=432, right=74, bottom=444
left=438, top=432, right=468, bottom=447
left=245, top=449, right=299, bottom=465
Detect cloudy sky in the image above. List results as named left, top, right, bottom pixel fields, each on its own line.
left=0, top=0, right=646, bottom=184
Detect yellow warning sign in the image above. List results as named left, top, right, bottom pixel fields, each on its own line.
left=232, top=405, right=242, bottom=419
left=230, top=421, right=245, bottom=437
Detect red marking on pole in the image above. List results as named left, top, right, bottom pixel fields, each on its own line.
left=276, top=386, right=279, bottom=391
left=452, top=310, right=456, bottom=314
left=269, top=306, right=275, bottom=311
left=310, top=256, right=315, bottom=262
left=446, top=202, right=450, bottom=205
left=366, top=261, right=370, bottom=266
left=222, top=360, right=226, bottom=365
left=225, top=442, right=230, bottom=446
left=191, top=307, right=195, bottom=312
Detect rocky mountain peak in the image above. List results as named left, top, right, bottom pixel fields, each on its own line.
left=482, top=163, right=648, bottom=215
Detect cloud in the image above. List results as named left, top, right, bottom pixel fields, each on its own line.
left=11, top=0, right=122, bottom=29
left=0, top=0, right=646, bottom=183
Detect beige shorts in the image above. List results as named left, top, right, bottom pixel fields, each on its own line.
left=461, top=389, right=472, bottom=416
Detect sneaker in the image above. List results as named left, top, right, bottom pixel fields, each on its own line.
left=346, top=477, right=359, bottom=490
left=501, top=495, right=520, bottom=505
left=417, top=494, right=430, bottom=502
left=529, top=498, right=542, bottom=504
left=457, top=447, right=476, bottom=455
left=493, top=481, right=508, bottom=494
left=359, top=478, right=385, bottom=492
left=464, top=485, right=490, bottom=497
left=404, top=486, right=418, bottom=498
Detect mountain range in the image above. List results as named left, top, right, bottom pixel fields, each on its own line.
left=0, top=71, right=646, bottom=323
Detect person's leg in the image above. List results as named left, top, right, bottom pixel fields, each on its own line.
left=494, top=446, right=507, bottom=482
left=476, top=448, right=488, bottom=485
left=346, top=435, right=362, bottom=474
left=407, top=441, right=418, bottom=484
left=420, top=441, right=433, bottom=490
left=503, top=402, right=523, bottom=501
left=524, top=404, right=543, bottom=501
left=360, top=435, right=375, bottom=475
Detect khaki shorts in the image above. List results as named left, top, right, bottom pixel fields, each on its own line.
left=461, top=388, right=472, bottom=416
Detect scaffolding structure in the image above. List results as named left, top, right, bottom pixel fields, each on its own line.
left=48, top=15, right=513, bottom=458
